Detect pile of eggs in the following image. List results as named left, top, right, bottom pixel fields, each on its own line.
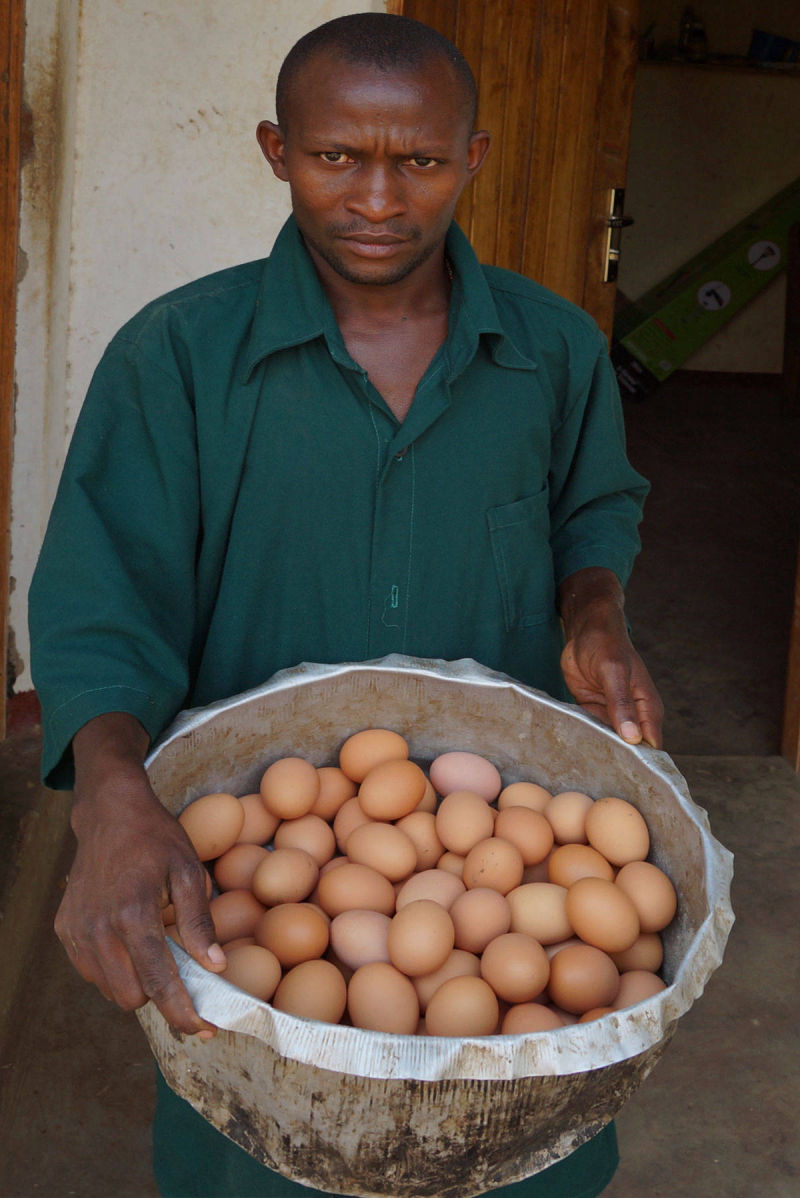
left=170, top=729, right=676, bottom=1037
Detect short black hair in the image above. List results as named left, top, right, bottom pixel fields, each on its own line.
left=276, top=12, right=478, bottom=132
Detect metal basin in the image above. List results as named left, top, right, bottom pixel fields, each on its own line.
left=138, top=656, right=734, bottom=1197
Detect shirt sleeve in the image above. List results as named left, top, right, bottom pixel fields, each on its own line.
left=548, top=329, right=650, bottom=589
left=28, top=335, right=201, bottom=789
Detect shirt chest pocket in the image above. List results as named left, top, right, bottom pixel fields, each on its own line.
left=486, top=488, right=556, bottom=631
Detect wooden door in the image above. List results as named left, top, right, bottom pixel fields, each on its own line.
left=389, top=0, right=639, bottom=341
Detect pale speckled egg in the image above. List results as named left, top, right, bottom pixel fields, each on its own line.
left=461, top=837, right=524, bottom=894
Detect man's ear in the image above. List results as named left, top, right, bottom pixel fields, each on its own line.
left=257, top=120, right=289, bottom=182
left=466, top=129, right=491, bottom=178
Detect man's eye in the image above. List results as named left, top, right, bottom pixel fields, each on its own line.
left=319, top=152, right=351, bottom=164
left=408, top=157, right=437, bottom=168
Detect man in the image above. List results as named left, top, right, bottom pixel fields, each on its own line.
left=29, top=12, right=663, bottom=1197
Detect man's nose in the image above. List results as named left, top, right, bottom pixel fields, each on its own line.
left=345, top=164, right=406, bottom=223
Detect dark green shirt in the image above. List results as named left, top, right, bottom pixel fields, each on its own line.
left=29, top=217, right=648, bottom=788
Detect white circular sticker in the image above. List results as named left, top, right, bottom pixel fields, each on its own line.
left=748, top=240, right=781, bottom=271
left=697, top=281, right=731, bottom=310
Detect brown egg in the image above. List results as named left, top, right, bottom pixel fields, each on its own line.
left=236, top=793, right=280, bottom=845
left=251, top=847, right=319, bottom=906
left=395, top=811, right=444, bottom=871
left=494, top=807, right=554, bottom=865
left=260, top=757, right=320, bottom=821
left=220, top=944, right=282, bottom=1002
left=480, top=933, right=550, bottom=1004
left=547, top=843, right=615, bottom=888
left=613, top=970, right=667, bottom=1009
left=578, top=1006, right=616, bottom=1023
left=387, top=900, right=455, bottom=977
left=178, top=792, right=245, bottom=861
left=497, top=782, right=552, bottom=813
left=272, top=959, right=348, bottom=1024
left=437, top=851, right=466, bottom=877
left=274, top=813, right=336, bottom=867
left=311, top=766, right=358, bottom=820
left=214, top=843, right=269, bottom=892
left=584, top=796, right=650, bottom=865
left=316, top=861, right=396, bottom=918
left=339, top=729, right=410, bottom=782
left=333, top=796, right=373, bottom=853
left=395, top=868, right=465, bottom=911
left=329, top=909, right=392, bottom=971
left=544, top=791, right=594, bottom=844
left=358, top=759, right=428, bottom=821
left=347, top=961, right=420, bottom=1033
left=615, top=861, right=677, bottom=932
left=507, top=883, right=572, bottom=944
left=425, top=975, right=500, bottom=1037
left=565, top=877, right=640, bottom=954
left=254, top=902, right=330, bottom=968
left=462, top=837, right=524, bottom=894
left=413, top=949, right=482, bottom=1012
left=209, top=889, right=266, bottom=943
left=221, top=936, right=256, bottom=950
left=449, top=887, right=511, bottom=953
left=429, top=752, right=502, bottom=802
left=346, top=821, right=418, bottom=882
left=501, top=1003, right=565, bottom=1033
left=610, top=932, right=664, bottom=974
left=547, top=943, right=620, bottom=1014
left=435, top=791, right=495, bottom=856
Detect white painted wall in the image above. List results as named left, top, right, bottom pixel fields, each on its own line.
left=12, top=0, right=383, bottom=691
left=619, top=62, right=800, bottom=373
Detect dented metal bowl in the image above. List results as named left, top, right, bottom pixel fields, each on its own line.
left=138, top=656, right=734, bottom=1197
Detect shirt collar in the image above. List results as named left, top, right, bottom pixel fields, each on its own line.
left=243, top=215, right=536, bottom=382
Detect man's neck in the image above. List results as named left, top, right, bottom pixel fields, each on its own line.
left=304, top=241, right=452, bottom=329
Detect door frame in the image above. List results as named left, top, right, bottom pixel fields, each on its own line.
left=0, top=0, right=26, bottom=739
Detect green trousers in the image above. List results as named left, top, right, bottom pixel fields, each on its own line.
left=153, top=1069, right=618, bottom=1198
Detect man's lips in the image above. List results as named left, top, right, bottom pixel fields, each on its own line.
left=340, top=232, right=406, bottom=244
left=338, top=232, right=408, bottom=258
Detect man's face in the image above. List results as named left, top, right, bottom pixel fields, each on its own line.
left=258, top=52, right=490, bottom=286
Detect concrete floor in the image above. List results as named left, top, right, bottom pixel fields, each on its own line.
left=1, top=371, right=799, bottom=1196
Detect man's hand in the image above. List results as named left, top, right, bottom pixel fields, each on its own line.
left=558, top=568, right=664, bottom=750
left=55, top=713, right=226, bottom=1037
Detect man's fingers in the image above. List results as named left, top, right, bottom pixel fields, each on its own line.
left=170, top=861, right=227, bottom=973
left=126, top=923, right=215, bottom=1035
